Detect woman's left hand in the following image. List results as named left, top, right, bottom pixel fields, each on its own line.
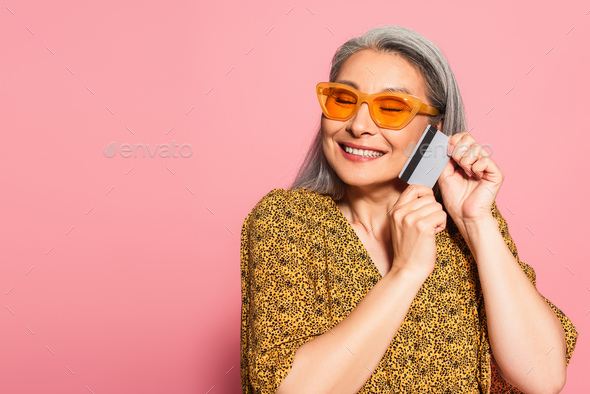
left=438, top=131, right=504, bottom=230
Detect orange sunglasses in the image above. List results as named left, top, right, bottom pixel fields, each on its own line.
left=316, top=82, right=440, bottom=130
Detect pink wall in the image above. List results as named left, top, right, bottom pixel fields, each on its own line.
left=1, top=0, right=587, bottom=392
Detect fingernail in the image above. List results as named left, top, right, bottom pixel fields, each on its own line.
left=447, top=144, right=453, bottom=156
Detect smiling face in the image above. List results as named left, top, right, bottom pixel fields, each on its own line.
left=322, top=48, right=439, bottom=190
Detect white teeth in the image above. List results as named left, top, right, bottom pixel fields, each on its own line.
left=343, top=145, right=384, bottom=157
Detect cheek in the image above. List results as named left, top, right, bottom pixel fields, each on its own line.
left=321, top=116, right=344, bottom=136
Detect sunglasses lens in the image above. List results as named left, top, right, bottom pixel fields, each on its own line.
left=319, top=85, right=414, bottom=129
left=322, top=87, right=358, bottom=119
left=373, top=97, right=412, bottom=129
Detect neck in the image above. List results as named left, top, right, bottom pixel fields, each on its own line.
left=337, top=179, right=408, bottom=242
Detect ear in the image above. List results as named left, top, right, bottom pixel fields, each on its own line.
left=435, top=115, right=444, bottom=131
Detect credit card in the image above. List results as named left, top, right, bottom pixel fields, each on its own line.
left=398, top=124, right=450, bottom=188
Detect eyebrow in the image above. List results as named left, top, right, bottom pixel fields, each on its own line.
left=336, top=79, right=413, bottom=95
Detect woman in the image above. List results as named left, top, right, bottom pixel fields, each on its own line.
left=240, top=25, right=578, bottom=393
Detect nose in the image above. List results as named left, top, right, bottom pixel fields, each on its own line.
left=349, top=102, right=377, bottom=136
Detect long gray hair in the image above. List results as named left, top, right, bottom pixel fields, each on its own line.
left=289, top=25, right=466, bottom=203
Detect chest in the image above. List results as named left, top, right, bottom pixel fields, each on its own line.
left=349, top=226, right=393, bottom=278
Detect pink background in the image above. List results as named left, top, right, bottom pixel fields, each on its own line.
left=1, top=0, right=588, bottom=392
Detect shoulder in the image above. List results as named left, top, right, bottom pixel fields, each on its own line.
left=241, top=187, right=333, bottom=232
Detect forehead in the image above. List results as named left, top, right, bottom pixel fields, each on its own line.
left=335, top=49, right=427, bottom=98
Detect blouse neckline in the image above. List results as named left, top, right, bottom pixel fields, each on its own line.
left=299, top=187, right=385, bottom=281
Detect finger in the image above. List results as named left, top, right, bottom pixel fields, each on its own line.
left=456, top=143, right=483, bottom=178
left=438, top=159, right=456, bottom=182
left=402, top=200, right=445, bottom=230
left=433, top=210, right=447, bottom=230
left=471, top=155, right=503, bottom=181
left=470, top=156, right=488, bottom=179
left=447, top=131, right=472, bottom=153
left=428, top=209, right=448, bottom=234
left=402, top=184, right=434, bottom=199
left=393, top=184, right=434, bottom=210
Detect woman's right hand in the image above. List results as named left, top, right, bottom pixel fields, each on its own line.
left=387, top=184, right=447, bottom=279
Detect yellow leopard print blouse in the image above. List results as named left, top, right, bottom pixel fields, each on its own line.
left=240, top=187, right=578, bottom=393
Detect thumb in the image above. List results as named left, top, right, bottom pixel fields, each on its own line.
left=438, top=159, right=455, bottom=184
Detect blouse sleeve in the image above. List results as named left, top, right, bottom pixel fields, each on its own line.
left=240, top=189, right=324, bottom=394
left=487, top=201, right=579, bottom=392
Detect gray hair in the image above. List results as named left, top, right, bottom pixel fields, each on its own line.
left=289, top=25, right=467, bottom=203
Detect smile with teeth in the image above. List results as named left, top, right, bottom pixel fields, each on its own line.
left=342, top=144, right=385, bottom=157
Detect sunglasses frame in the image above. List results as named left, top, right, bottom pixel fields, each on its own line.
left=316, top=82, right=440, bottom=130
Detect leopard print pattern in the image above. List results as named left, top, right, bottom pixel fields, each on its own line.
left=240, top=187, right=578, bottom=393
